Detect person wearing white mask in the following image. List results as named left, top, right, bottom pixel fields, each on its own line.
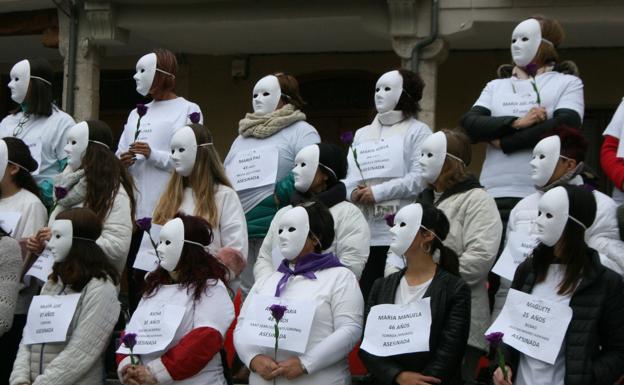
left=152, top=123, right=247, bottom=282
left=10, top=208, right=120, bottom=385
left=601, top=98, right=624, bottom=204
left=492, top=185, right=624, bottom=385
left=234, top=202, right=363, bottom=385
left=344, top=69, right=431, bottom=301
left=254, top=143, right=369, bottom=280
left=493, top=126, right=624, bottom=320
left=224, top=73, right=320, bottom=297
left=117, top=214, right=234, bottom=385
left=0, top=58, right=75, bottom=208
left=386, top=129, right=501, bottom=382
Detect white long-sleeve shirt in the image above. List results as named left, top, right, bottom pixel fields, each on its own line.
left=234, top=266, right=363, bottom=385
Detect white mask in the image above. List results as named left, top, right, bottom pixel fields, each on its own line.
left=293, top=145, right=320, bottom=193
left=156, top=218, right=185, bottom=272
left=252, top=75, right=281, bottom=115
left=8, top=60, right=30, bottom=104
left=389, top=204, right=424, bottom=257
left=511, top=19, right=543, bottom=67
left=530, top=136, right=561, bottom=187
left=64, top=122, right=89, bottom=170
left=47, top=219, right=73, bottom=263
left=278, top=206, right=310, bottom=260
left=419, top=132, right=448, bottom=184
left=0, top=140, right=8, bottom=178
left=170, top=126, right=197, bottom=177
left=134, top=53, right=157, bottom=96
left=536, top=187, right=573, bottom=246
left=375, top=70, right=403, bottom=114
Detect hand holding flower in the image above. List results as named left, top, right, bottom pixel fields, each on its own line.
left=250, top=355, right=281, bottom=381
left=129, top=142, right=151, bottom=159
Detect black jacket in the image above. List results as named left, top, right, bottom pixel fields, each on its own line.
left=359, top=267, right=471, bottom=385
left=502, top=250, right=624, bottom=385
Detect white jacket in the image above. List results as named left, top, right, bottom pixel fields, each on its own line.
left=254, top=201, right=370, bottom=280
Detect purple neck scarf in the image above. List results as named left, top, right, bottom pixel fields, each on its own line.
left=274, top=252, right=343, bottom=297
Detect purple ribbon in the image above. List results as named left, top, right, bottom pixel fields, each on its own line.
left=274, top=252, right=343, bottom=297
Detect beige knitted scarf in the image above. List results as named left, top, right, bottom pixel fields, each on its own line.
left=238, top=104, right=306, bottom=139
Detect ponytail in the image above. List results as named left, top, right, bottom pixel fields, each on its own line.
left=421, top=202, right=461, bottom=276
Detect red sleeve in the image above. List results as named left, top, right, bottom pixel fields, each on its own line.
left=116, top=330, right=129, bottom=366
left=161, top=327, right=223, bottom=381
left=601, top=135, right=624, bottom=189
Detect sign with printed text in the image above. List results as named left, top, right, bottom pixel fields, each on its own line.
left=486, top=289, right=572, bottom=364
left=0, top=211, right=21, bottom=237
left=240, top=295, right=316, bottom=354
left=117, top=302, right=186, bottom=355
left=492, top=231, right=538, bottom=281
left=23, top=293, right=81, bottom=345
left=226, top=147, right=279, bottom=191
left=133, top=225, right=162, bottom=272
left=24, top=249, right=55, bottom=283
left=348, top=136, right=404, bottom=182
left=360, top=298, right=432, bottom=356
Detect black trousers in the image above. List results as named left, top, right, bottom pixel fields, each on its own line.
left=359, top=246, right=390, bottom=302
left=125, top=229, right=146, bottom=314
left=0, top=314, right=27, bottom=385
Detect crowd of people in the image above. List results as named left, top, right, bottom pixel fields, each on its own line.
left=0, top=14, right=622, bottom=385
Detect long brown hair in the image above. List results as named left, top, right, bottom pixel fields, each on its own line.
left=434, top=128, right=472, bottom=191
left=274, top=72, right=305, bottom=110
left=150, top=48, right=177, bottom=100
left=153, top=124, right=231, bottom=227
left=143, top=214, right=228, bottom=302
left=82, top=120, right=137, bottom=220
left=50, top=208, right=119, bottom=291
left=531, top=15, right=564, bottom=66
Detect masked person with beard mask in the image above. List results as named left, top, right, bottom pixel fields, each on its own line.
left=0, top=58, right=75, bottom=208
left=492, top=185, right=624, bottom=385
left=254, top=143, right=369, bottom=280
left=344, top=69, right=431, bottom=301
left=234, top=202, right=363, bottom=385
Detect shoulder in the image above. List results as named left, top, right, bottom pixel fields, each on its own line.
left=50, top=106, right=76, bottom=126
left=515, top=192, right=540, bottom=209
left=0, top=112, right=19, bottom=127
left=482, top=78, right=507, bottom=91
left=84, top=277, right=118, bottom=299
left=203, top=279, right=231, bottom=300
left=331, top=201, right=361, bottom=217
left=215, top=184, right=238, bottom=198
left=437, top=269, right=470, bottom=296
left=548, top=71, right=583, bottom=86
left=18, top=189, right=47, bottom=206
left=458, top=187, right=496, bottom=206
left=406, top=118, right=432, bottom=134
left=593, top=190, right=616, bottom=208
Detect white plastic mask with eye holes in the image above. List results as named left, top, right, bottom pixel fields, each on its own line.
left=0, top=140, right=8, bottom=178
left=419, top=132, right=447, bottom=184
left=511, top=19, right=542, bottom=67
left=277, top=206, right=310, bottom=261
left=8, top=60, right=30, bottom=104
left=536, top=186, right=570, bottom=247
left=292, top=144, right=320, bottom=193
left=374, top=70, right=403, bottom=114
left=47, top=219, right=73, bottom=263
left=134, top=53, right=157, bottom=96
left=530, top=135, right=561, bottom=187
left=252, top=75, right=281, bottom=115
left=156, top=218, right=185, bottom=272
left=389, top=203, right=424, bottom=257
left=170, top=126, right=198, bottom=177
left=64, top=122, right=89, bottom=170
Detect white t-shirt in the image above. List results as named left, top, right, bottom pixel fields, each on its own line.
left=0, top=189, right=47, bottom=240
left=116, top=97, right=202, bottom=219
left=474, top=71, right=584, bottom=198
left=516, top=264, right=572, bottom=385
left=602, top=97, right=624, bottom=204
left=395, top=276, right=432, bottom=305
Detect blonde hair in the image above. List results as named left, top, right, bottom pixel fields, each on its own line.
left=153, top=124, right=231, bottom=227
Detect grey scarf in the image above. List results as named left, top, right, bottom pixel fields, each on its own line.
left=238, top=104, right=306, bottom=139
left=54, top=169, right=87, bottom=208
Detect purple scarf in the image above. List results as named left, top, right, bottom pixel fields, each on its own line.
left=274, top=252, right=343, bottom=297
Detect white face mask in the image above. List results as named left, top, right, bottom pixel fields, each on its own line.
left=170, top=126, right=197, bottom=177
left=419, top=132, right=448, bottom=184
left=64, top=122, right=89, bottom=170
left=48, top=219, right=73, bottom=263
left=8, top=60, right=30, bottom=104
left=375, top=70, right=403, bottom=114
left=0, top=140, right=8, bottom=178
left=278, top=206, right=310, bottom=260
left=293, top=145, right=320, bottom=193
left=252, top=75, right=281, bottom=115
left=390, top=204, right=424, bottom=257
left=511, top=19, right=543, bottom=67
left=536, top=186, right=570, bottom=247
left=530, top=136, right=562, bottom=187
left=134, top=53, right=157, bottom=97
left=157, top=218, right=185, bottom=272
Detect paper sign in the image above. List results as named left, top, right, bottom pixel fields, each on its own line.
left=0, top=211, right=22, bottom=237
left=240, top=295, right=316, bottom=353
left=492, top=231, right=538, bottom=281
left=486, top=289, right=572, bottom=364
left=23, top=293, right=81, bottom=345
left=133, top=225, right=162, bottom=272
left=361, top=298, right=432, bottom=356
left=25, top=249, right=55, bottom=283
left=226, top=147, right=279, bottom=191
left=117, top=302, right=186, bottom=355
left=347, top=136, right=404, bottom=182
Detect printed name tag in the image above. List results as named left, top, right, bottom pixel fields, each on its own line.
left=347, top=136, right=404, bottom=182
left=23, top=293, right=81, bottom=345
left=492, top=231, right=538, bottom=281
left=486, top=289, right=572, bottom=364
left=25, top=249, right=55, bottom=283
left=240, top=295, right=316, bottom=353
left=133, top=225, right=162, bottom=272
left=0, top=211, right=22, bottom=237
left=360, top=298, right=432, bottom=356
left=225, top=147, right=279, bottom=191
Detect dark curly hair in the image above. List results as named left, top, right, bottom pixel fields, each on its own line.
left=394, top=69, right=425, bottom=117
